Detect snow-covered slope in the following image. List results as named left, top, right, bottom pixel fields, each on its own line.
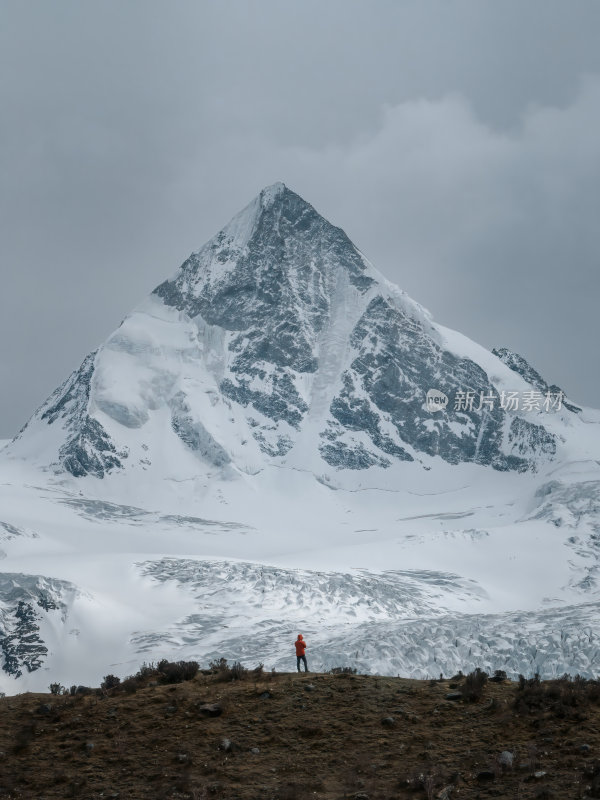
left=1, top=183, right=599, bottom=692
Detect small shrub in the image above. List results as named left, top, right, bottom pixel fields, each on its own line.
left=134, top=661, right=159, bottom=681
left=101, top=674, right=121, bottom=690
left=121, top=676, right=139, bottom=694
left=67, top=684, right=92, bottom=697
left=73, top=685, right=94, bottom=696
left=229, top=661, right=248, bottom=680
left=209, top=657, right=249, bottom=682
left=329, top=666, right=357, bottom=675
left=208, top=657, right=228, bottom=674
left=156, top=659, right=199, bottom=684
left=460, top=668, right=488, bottom=702
left=514, top=673, right=600, bottom=718
left=49, top=682, right=66, bottom=695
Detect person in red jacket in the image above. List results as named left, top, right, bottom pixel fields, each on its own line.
left=295, top=634, right=308, bottom=673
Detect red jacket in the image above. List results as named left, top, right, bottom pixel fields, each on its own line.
left=295, top=636, right=307, bottom=656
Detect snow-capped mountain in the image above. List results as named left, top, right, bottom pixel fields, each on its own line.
left=7, top=183, right=576, bottom=480
left=1, top=183, right=600, bottom=692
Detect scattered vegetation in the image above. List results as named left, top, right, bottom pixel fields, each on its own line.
left=48, top=683, right=98, bottom=696
left=155, top=658, right=200, bottom=684
left=100, top=674, right=121, bottom=690
left=106, top=659, right=201, bottom=691
left=70, top=685, right=95, bottom=696
left=328, top=665, right=358, bottom=675
left=134, top=662, right=159, bottom=680
left=514, top=672, right=600, bottom=718
left=48, top=660, right=202, bottom=699
left=207, top=657, right=264, bottom=682
left=460, top=667, right=488, bottom=702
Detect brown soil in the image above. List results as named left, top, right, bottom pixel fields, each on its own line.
left=0, top=670, right=599, bottom=799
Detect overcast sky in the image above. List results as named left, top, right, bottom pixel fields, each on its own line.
left=1, top=1, right=599, bottom=437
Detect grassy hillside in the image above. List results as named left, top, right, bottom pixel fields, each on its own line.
left=1, top=663, right=599, bottom=799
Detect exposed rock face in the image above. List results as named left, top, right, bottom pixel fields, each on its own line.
left=324, top=295, right=558, bottom=472
left=152, top=182, right=373, bottom=447
left=11, top=351, right=127, bottom=478
left=7, top=183, right=569, bottom=478
left=0, top=574, right=77, bottom=678
left=492, top=347, right=581, bottom=414
left=169, top=391, right=231, bottom=468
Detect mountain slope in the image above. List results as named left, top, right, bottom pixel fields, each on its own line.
left=0, top=183, right=599, bottom=692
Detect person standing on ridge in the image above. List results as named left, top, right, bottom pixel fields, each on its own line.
left=295, top=634, right=308, bottom=673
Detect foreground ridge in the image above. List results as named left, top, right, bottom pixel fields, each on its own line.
left=2, top=666, right=599, bottom=798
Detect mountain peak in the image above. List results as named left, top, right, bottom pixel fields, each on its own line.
left=259, top=181, right=288, bottom=206
left=6, top=182, right=579, bottom=483
left=205, top=181, right=308, bottom=258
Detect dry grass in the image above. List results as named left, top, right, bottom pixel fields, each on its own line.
left=0, top=669, right=599, bottom=798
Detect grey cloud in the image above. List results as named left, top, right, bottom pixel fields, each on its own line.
left=171, top=78, right=600, bottom=410
left=1, top=0, right=599, bottom=435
